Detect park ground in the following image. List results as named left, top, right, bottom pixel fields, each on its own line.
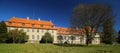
left=0, top=44, right=120, bottom=53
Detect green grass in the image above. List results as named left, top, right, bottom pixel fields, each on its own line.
left=0, top=44, right=120, bottom=53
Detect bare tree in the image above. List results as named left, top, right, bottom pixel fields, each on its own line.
left=71, top=3, right=113, bottom=46
left=57, top=35, right=63, bottom=44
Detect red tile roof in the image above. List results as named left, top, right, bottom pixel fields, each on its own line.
left=56, top=26, right=94, bottom=35
left=56, top=26, right=70, bottom=34
left=6, top=17, right=55, bottom=29
left=5, top=17, right=95, bottom=35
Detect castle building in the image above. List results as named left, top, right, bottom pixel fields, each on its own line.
left=5, top=17, right=100, bottom=44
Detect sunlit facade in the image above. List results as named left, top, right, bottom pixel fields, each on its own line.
left=5, top=16, right=100, bottom=44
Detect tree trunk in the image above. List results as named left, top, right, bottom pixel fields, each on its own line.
left=86, top=33, right=89, bottom=46
left=13, top=37, right=15, bottom=43
left=46, top=38, right=47, bottom=43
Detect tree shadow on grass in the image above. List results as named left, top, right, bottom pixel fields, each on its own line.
left=54, top=44, right=87, bottom=47
left=54, top=44, right=104, bottom=47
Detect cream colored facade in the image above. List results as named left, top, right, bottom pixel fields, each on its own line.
left=54, top=34, right=100, bottom=44
left=6, top=17, right=100, bottom=44
left=91, top=33, right=100, bottom=44
left=7, top=27, right=57, bottom=43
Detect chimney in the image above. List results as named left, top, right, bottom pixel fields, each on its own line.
left=27, top=17, right=29, bottom=20
left=76, top=27, right=78, bottom=30
left=50, top=20, right=52, bottom=22
left=38, top=18, right=40, bottom=21
left=13, top=16, right=16, bottom=18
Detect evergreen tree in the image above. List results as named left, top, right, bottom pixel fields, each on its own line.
left=117, top=30, right=120, bottom=43
left=102, top=18, right=115, bottom=44
left=0, top=21, right=7, bottom=43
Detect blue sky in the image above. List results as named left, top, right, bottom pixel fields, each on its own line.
left=0, top=0, right=120, bottom=31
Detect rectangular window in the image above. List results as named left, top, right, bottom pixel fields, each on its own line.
left=32, top=29, right=34, bottom=32
left=37, top=35, right=39, bottom=39
left=32, top=35, right=34, bottom=39
left=80, top=36, right=83, bottom=43
left=71, top=36, right=76, bottom=40
left=52, top=30, right=54, bottom=33
left=27, top=29, right=29, bottom=32
left=37, top=29, right=39, bottom=32
left=57, top=35, right=63, bottom=40
left=47, top=29, right=49, bottom=32
left=42, top=29, right=44, bottom=32
left=64, top=36, right=66, bottom=40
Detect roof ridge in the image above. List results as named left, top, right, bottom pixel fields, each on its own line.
left=7, top=17, right=54, bottom=26
left=12, top=17, right=51, bottom=22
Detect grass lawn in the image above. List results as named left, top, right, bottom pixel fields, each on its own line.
left=0, top=44, right=120, bottom=53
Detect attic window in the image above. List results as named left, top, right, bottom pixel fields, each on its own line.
left=22, top=23, right=25, bottom=27
left=51, top=26, right=54, bottom=28
left=9, top=22, right=12, bottom=26
left=32, top=24, right=35, bottom=27
left=40, top=24, right=43, bottom=27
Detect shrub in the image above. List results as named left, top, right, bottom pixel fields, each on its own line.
left=40, top=32, right=53, bottom=43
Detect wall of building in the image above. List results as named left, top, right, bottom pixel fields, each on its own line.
left=7, top=27, right=57, bottom=43
left=54, top=34, right=100, bottom=44
left=91, top=33, right=100, bottom=44
left=7, top=27, right=100, bottom=44
left=53, top=35, right=86, bottom=44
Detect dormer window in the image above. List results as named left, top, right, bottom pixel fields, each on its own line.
left=32, top=24, right=35, bottom=27
left=51, top=26, right=54, bottom=28
left=40, top=24, right=43, bottom=27
left=60, top=30, right=62, bottom=32
left=9, top=22, right=12, bottom=26
left=62, top=31, right=64, bottom=32
left=22, top=23, right=25, bottom=27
